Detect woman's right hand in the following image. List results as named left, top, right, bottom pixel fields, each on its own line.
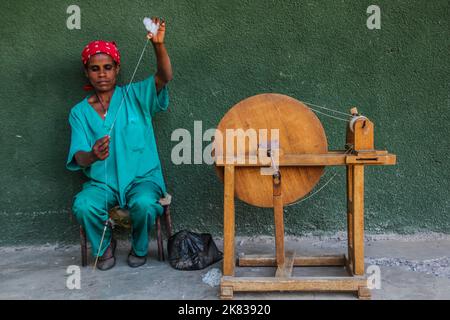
left=91, top=135, right=110, bottom=161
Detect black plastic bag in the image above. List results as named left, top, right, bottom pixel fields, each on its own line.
left=167, top=230, right=223, bottom=270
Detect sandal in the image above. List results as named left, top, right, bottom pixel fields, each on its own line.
left=127, top=249, right=147, bottom=268
left=96, top=238, right=117, bottom=271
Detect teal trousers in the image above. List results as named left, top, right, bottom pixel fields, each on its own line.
left=72, top=180, right=164, bottom=257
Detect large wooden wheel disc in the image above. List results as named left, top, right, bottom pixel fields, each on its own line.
left=214, top=94, right=328, bottom=208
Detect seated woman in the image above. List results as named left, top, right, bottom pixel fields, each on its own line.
left=66, top=18, right=172, bottom=271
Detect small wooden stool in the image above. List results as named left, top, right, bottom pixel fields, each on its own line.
left=79, top=194, right=173, bottom=267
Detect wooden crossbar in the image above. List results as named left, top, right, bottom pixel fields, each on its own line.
left=220, top=276, right=370, bottom=300
left=238, top=254, right=346, bottom=267
left=215, top=151, right=396, bottom=167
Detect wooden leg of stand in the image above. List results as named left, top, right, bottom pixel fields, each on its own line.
left=352, top=165, right=365, bottom=276
left=358, top=286, right=372, bottom=300
left=220, top=286, right=234, bottom=300
left=346, top=165, right=354, bottom=274
left=273, top=177, right=285, bottom=269
left=223, top=165, right=235, bottom=276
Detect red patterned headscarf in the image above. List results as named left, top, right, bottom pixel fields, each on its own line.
left=81, top=40, right=121, bottom=90
left=81, top=40, right=121, bottom=66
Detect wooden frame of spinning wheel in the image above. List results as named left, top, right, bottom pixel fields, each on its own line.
left=216, top=115, right=396, bottom=300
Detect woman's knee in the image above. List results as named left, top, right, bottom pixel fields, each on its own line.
left=72, top=194, right=95, bottom=222
left=129, top=196, right=162, bottom=219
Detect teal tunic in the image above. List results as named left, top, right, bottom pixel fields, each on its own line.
left=67, top=75, right=169, bottom=257
left=67, top=75, right=169, bottom=206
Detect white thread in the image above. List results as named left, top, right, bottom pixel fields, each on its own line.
left=307, top=106, right=349, bottom=122
left=286, top=148, right=353, bottom=206
left=94, top=38, right=150, bottom=269
left=302, top=101, right=351, bottom=117
left=108, top=38, right=150, bottom=136
left=286, top=171, right=339, bottom=206
left=93, top=220, right=108, bottom=271
left=288, top=100, right=355, bottom=203
left=104, top=160, right=108, bottom=223
left=349, top=115, right=368, bottom=132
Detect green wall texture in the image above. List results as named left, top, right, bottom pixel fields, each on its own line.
left=0, top=0, right=449, bottom=245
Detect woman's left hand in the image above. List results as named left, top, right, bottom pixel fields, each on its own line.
left=147, top=17, right=166, bottom=44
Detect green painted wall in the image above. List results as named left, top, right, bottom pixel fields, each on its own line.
left=0, top=0, right=448, bottom=245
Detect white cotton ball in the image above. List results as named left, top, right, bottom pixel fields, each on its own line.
left=143, top=17, right=152, bottom=30
left=201, top=268, right=222, bottom=287
left=143, top=17, right=159, bottom=36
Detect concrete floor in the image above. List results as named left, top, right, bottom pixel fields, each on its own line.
left=1, top=233, right=449, bottom=300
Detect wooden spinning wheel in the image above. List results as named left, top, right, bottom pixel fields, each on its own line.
left=214, top=94, right=327, bottom=207
left=213, top=93, right=397, bottom=300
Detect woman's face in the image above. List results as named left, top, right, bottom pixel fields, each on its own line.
left=84, top=53, right=120, bottom=92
